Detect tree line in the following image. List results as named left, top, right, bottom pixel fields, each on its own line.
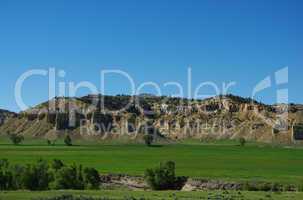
left=0, top=158, right=181, bottom=191
left=0, top=159, right=100, bottom=191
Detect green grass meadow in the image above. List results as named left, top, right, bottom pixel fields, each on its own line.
left=0, top=138, right=302, bottom=184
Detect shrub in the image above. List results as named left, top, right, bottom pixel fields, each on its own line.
left=271, top=182, right=283, bottom=192
left=10, top=164, right=25, bottom=190
left=144, top=161, right=177, bottom=190
left=9, top=134, right=24, bottom=145
left=283, top=184, right=296, bottom=192
left=47, top=140, right=56, bottom=146
left=64, top=135, right=72, bottom=146
left=0, top=159, right=13, bottom=190
left=299, top=179, right=303, bottom=192
left=143, top=134, right=153, bottom=146
left=239, top=137, right=246, bottom=147
left=83, top=167, right=101, bottom=189
left=243, top=181, right=270, bottom=191
left=22, top=159, right=52, bottom=190
left=52, top=164, right=84, bottom=190
left=51, top=159, right=64, bottom=171
left=243, top=181, right=283, bottom=192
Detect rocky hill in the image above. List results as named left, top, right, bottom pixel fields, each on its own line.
left=0, top=94, right=303, bottom=144
left=0, top=109, right=16, bottom=126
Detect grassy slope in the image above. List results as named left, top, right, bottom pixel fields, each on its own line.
left=0, top=190, right=303, bottom=200
left=0, top=138, right=302, bottom=184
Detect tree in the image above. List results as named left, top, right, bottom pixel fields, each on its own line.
left=9, top=134, right=24, bottom=145
left=0, top=159, right=13, bottom=190
left=0, top=159, right=101, bottom=191
left=10, top=164, right=25, bottom=190
left=52, top=165, right=84, bottom=190
left=299, top=179, right=303, bottom=192
left=143, top=134, right=153, bottom=146
left=239, top=137, right=246, bottom=147
left=83, top=167, right=100, bottom=189
left=51, top=159, right=64, bottom=171
left=64, top=135, right=72, bottom=146
left=144, top=161, right=177, bottom=190
left=47, top=139, right=56, bottom=146
left=22, top=159, right=52, bottom=190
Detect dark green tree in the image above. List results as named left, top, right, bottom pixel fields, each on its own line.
left=22, top=159, right=52, bottom=190
left=51, top=159, right=64, bottom=171
left=9, top=134, right=24, bottom=145
left=239, top=137, right=246, bottom=147
left=0, top=159, right=13, bottom=190
left=52, top=165, right=84, bottom=190
left=143, top=134, right=153, bottom=146
left=83, top=167, right=100, bottom=189
left=64, top=135, right=72, bottom=146
left=144, top=161, right=177, bottom=190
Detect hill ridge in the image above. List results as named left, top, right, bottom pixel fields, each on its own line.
left=0, top=93, right=302, bottom=144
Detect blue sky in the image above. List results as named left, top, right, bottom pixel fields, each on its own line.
left=0, top=0, right=302, bottom=112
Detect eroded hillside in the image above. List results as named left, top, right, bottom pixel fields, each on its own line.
left=1, top=94, right=303, bottom=144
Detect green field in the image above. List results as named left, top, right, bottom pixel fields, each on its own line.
left=0, top=138, right=302, bottom=184
left=0, top=190, right=302, bottom=200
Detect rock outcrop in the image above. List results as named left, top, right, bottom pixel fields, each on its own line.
left=0, top=109, right=16, bottom=126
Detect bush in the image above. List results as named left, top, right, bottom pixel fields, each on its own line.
left=47, top=140, right=56, bottom=146
left=9, top=134, right=24, bottom=145
left=52, top=164, right=84, bottom=190
left=22, top=159, right=52, bottom=190
left=0, top=159, right=13, bottom=190
left=271, top=182, right=283, bottom=192
left=243, top=181, right=283, bottom=192
left=143, top=134, right=153, bottom=146
left=51, top=159, right=64, bottom=171
left=283, top=184, right=296, bottom=192
left=83, top=167, right=101, bottom=189
left=144, top=161, right=177, bottom=190
left=10, top=164, right=25, bottom=190
left=239, top=137, right=246, bottom=147
left=64, top=135, right=72, bottom=146
left=299, top=179, right=303, bottom=192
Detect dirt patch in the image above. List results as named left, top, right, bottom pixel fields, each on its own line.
left=182, top=178, right=242, bottom=191
left=100, top=174, right=148, bottom=190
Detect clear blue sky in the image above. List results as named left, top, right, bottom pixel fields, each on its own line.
left=0, top=0, right=302, bottom=112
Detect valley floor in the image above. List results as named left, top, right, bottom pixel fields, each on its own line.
left=1, top=138, right=303, bottom=199
left=0, top=138, right=302, bottom=184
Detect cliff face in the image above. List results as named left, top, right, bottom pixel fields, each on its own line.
left=0, top=94, right=302, bottom=144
